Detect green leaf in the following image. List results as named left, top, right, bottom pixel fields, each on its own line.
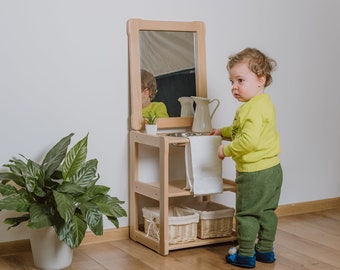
left=91, top=195, right=127, bottom=218
left=145, top=111, right=158, bottom=124
left=109, top=203, right=127, bottom=218
left=107, top=215, right=119, bottom=228
left=0, top=183, right=18, bottom=196
left=25, top=159, right=40, bottom=193
left=0, top=172, right=25, bottom=187
left=50, top=169, right=63, bottom=180
left=53, top=190, right=75, bottom=223
left=53, top=216, right=69, bottom=241
left=57, top=182, right=84, bottom=195
left=61, top=214, right=87, bottom=249
left=69, top=159, right=98, bottom=187
left=27, top=203, right=52, bottom=229
left=86, top=184, right=110, bottom=197
left=62, top=134, right=88, bottom=180
left=4, top=157, right=28, bottom=176
left=4, top=214, right=30, bottom=229
left=79, top=202, right=103, bottom=235
left=0, top=193, right=31, bottom=212
left=33, top=185, right=46, bottom=197
left=42, top=133, right=74, bottom=180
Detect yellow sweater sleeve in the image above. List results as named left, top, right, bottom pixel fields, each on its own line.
left=221, top=126, right=233, bottom=138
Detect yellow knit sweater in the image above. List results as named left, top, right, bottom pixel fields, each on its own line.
left=221, top=93, right=280, bottom=172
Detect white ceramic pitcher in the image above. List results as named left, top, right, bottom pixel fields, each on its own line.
left=178, top=96, right=195, bottom=117
left=191, top=96, right=220, bottom=133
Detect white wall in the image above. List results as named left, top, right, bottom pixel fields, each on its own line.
left=0, top=0, right=339, bottom=242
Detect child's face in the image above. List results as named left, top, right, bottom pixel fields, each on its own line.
left=228, top=62, right=265, bottom=102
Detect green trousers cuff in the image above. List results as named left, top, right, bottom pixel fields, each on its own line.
left=238, top=240, right=256, bottom=257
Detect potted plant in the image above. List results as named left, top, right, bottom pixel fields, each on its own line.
left=0, top=133, right=127, bottom=269
left=144, top=112, right=158, bottom=134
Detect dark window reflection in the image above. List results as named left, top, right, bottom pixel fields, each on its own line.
left=154, top=68, right=196, bottom=117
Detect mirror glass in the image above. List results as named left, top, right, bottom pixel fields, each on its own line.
left=140, top=31, right=196, bottom=117
left=127, top=19, right=207, bottom=130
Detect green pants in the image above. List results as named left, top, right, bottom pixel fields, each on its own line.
left=235, top=164, right=283, bottom=256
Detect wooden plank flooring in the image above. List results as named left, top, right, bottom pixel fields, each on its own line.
left=0, top=208, right=339, bottom=269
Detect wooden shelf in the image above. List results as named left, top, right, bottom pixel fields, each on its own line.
left=169, top=233, right=238, bottom=251
left=134, top=179, right=236, bottom=199
left=132, top=229, right=237, bottom=254
left=129, top=130, right=237, bottom=255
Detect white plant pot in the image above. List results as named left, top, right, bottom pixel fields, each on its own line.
left=29, top=227, right=73, bottom=270
left=145, top=124, right=158, bottom=135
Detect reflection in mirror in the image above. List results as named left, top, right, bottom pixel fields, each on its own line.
left=141, top=69, right=169, bottom=118
left=127, top=19, right=207, bottom=130
left=140, top=31, right=196, bottom=117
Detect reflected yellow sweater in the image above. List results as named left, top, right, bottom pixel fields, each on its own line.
left=221, top=94, right=280, bottom=172
left=142, top=102, right=169, bottom=118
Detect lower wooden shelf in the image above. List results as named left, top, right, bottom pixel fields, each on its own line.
left=169, top=234, right=238, bottom=251
left=134, top=179, right=236, bottom=200
left=132, top=228, right=237, bottom=254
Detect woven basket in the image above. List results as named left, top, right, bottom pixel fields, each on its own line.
left=181, top=201, right=234, bottom=239
left=142, top=206, right=199, bottom=244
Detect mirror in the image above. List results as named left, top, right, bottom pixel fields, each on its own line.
left=127, top=19, right=207, bottom=130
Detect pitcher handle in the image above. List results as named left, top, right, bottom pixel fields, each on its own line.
left=209, top=99, right=220, bottom=119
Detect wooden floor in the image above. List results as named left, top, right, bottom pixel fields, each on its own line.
left=1, top=208, right=339, bottom=270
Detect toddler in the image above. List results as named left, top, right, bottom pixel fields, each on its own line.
left=210, top=48, right=283, bottom=268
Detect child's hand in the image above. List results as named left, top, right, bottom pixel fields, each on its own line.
left=210, top=129, right=222, bottom=136
left=217, top=144, right=225, bottom=160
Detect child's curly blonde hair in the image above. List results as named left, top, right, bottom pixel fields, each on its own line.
left=227, top=48, right=277, bottom=87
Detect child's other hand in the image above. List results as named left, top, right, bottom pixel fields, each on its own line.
left=209, top=129, right=222, bottom=136
left=217, top=145, right=225, bottom=160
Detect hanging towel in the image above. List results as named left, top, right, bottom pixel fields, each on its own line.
left=185, top=135, right=223, bottom=196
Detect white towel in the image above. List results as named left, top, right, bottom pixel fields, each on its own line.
left=185, top=135, right=223, bottom=196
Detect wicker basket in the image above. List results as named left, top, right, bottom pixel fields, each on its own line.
left=142, top=206, right=199, bottom=244
left=181, top=201, right=234, bottom=239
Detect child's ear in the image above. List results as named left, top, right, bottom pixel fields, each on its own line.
left=258, top=75, right=266, bottom=87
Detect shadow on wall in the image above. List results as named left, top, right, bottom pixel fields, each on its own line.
left=154, top=68, right=196, bottom=117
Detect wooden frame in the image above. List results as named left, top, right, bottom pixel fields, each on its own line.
left=127, top=18, right=207, bottom=130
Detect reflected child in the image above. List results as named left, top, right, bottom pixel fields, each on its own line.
left=141, top=69, right=169, bottom=119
